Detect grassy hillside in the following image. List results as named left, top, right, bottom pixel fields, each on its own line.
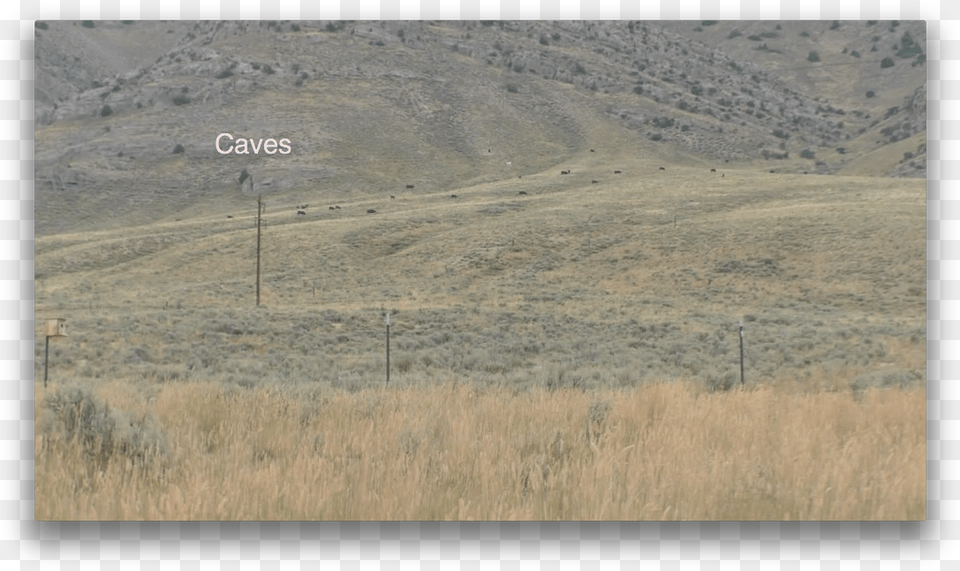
left=36, top=166, right=924, bottom=393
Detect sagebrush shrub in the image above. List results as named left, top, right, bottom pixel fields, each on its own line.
left=39, top=385, right=171, bottom=472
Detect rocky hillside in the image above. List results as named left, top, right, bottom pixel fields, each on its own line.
left=34, top=20, right=926, bottom=236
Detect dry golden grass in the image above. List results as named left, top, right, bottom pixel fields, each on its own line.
left=35, top=380, right=925, bottom=521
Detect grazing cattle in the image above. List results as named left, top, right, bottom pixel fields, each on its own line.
left=450, top=194, right=458, bottom=198
left=710, top=168, right=716, bottom=172
left=367, top=209, right=377, bottom=214
left=406, top=184, right=414, bottom=189
left=770, top=170, right=775, bottom=173
left=297, top=210, right=306, bottom=216
left=518, top=191, right=528, bottom=195
left=226, top=215, right=233, bottom=219
left=614, top=170, right=622, bottom=174
left=659, top=166, right=666, bottom=171
left=335, top=205, right=341, bottom=210
left=329, top=206, right=335, bottom=210
left=590, top=149, right=595, bottom=153
left=592, top=180, right=598, bottom=184
left=561, top=170, right=570, bottom=175
left=390, top=195, right=395, bottom=199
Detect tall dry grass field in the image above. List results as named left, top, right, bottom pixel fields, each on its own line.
left=35, top=380, right=924, bottom=521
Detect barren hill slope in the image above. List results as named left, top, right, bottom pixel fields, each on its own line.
left=34, top=20, right=926, bottom=236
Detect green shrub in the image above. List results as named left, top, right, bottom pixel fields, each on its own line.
left=881, top=57, right=895, bottom=68
left=172, top=95, right=190, bottom=106
left=81, top=20, right=95, bottom=29
left=808, top=51, right=821, bottom=62
left=800, top=149, right=816, bottom=159
left=35, top=21, right=48, bottom=30
left=216, top=69, right=234, bottom=79
left=728, top=30, right=742, bottom=39
left=173, top=144, right=185, bottom=154
left=897, top=31, right=922, bottom=58
left=100, top=105, right=112, bottom=117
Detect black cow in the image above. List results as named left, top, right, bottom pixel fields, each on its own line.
left=614, top=170, right=622, bottom=174
left=659, top=166, right=666, bottom=171
left=329, top=206, right=335, bottom=210
left=406, top=184, right=415, bottom=189
left=591, top=180, right=598, bottom=184
left=226, top=215, right=233, bottom=219
left=518, top=191, right=528, bottom=195
left=450, top=194, right=458, bottom=198
left=590, top=149, right=595, bottom=153
left=297, top=210, right=306, bottom=216
left=390, top=195, right=395, bottom=199
left=710, top=168, right=716, bottom=172
left=561, top=170, right=570, bottom=175
left=367, top=209, right=377, bottom=214
left=335, top=205, right=341, bottom=210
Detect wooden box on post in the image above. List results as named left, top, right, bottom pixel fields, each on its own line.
left=46, top=318, right=67, bottom=338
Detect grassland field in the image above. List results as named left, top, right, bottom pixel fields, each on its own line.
left=34, top=160, right=926, bottom=520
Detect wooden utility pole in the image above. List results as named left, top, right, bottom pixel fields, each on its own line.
left=739, top=320, right=745, bottom=385
left=256, top=193, right=263, bottom=307
left=385, top=313, right=391, bottom=384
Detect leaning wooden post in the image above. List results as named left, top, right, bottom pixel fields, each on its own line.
left=385, top=312, right=391, bottom=384
left=739, top=320, right=745, bottom=386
